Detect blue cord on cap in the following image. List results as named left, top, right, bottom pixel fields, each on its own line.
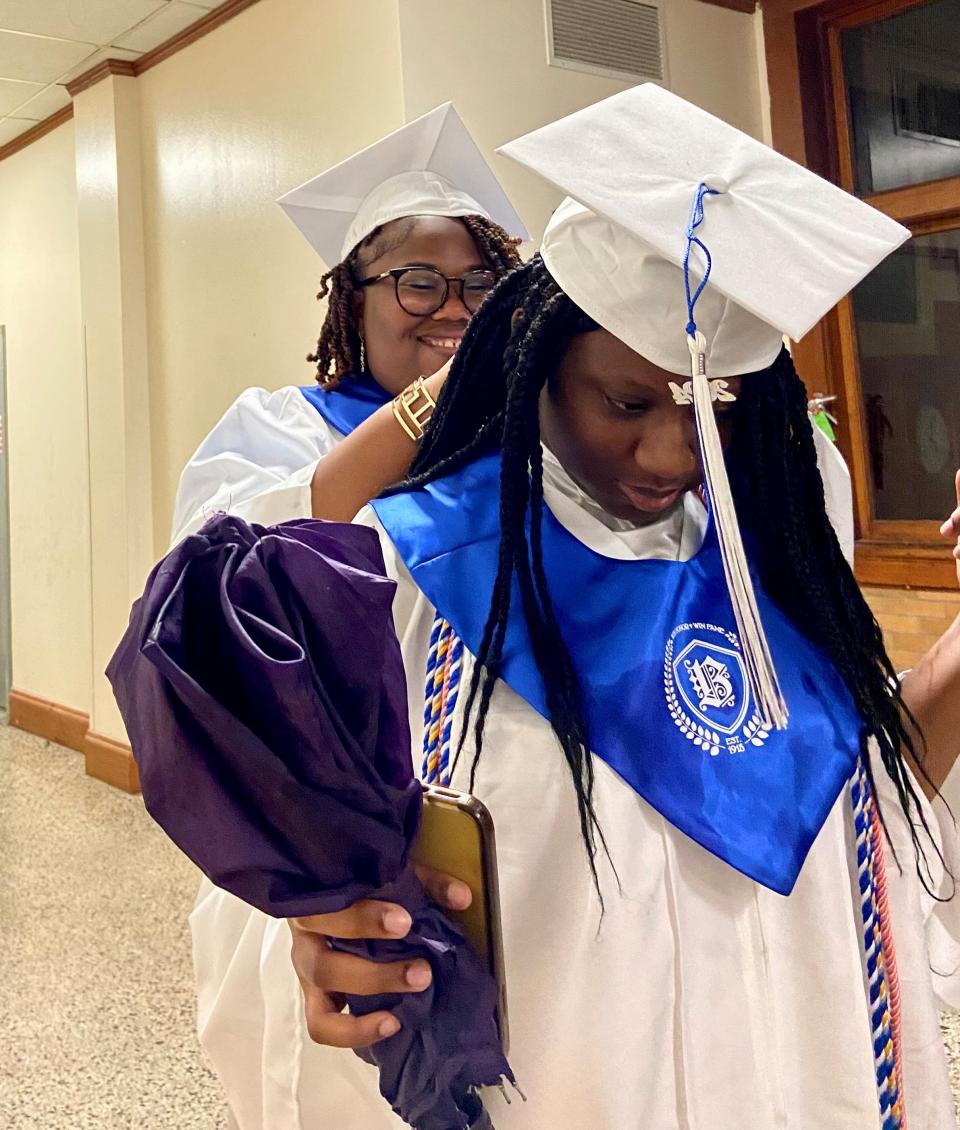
left=683, top=182, right=722, bottom=336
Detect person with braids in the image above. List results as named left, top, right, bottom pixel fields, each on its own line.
left=169, top=103, right=524, bottom=544
left=147, top=89, right=960, bottom=1129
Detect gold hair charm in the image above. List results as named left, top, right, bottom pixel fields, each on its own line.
left=668, top=378, right=737, bottom=406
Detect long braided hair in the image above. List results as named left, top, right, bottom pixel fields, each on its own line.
left=401, top=254, right=935, bottom=890
left=307, top=215, right=522, bottom=386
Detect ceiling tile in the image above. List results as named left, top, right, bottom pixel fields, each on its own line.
left=0, top=75, right=40, bottom=115
left=14, top=82, right=70, bottom=121
left=0, top=30, right=94, bottom=83
left=112, top=1, right=209, bottom=52
left=0, top=115, right=34, bottom=146
left=0, top=1, right=167, bottom=46
left=57, top=45, right=142, bottom=84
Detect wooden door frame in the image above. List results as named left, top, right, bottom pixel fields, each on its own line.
left=762, top=0, right=959, bottom=587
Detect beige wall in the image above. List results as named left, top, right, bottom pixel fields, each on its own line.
left=398, top=0, right=764, bottom=243
left=73, top=74, right=155, bottom=741
left=0, top=122, right=92, bottom=713
left=138, top=0, right=405, bottom=553
left=753, top=8, right=773, bottom=146
left=662, top=0, right=763, bottom=139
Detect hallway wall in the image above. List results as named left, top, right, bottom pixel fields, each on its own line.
left=0, top=122, right=91, bottom=714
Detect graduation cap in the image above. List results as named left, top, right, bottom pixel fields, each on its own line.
left=498, top=84, right=910, bottom=729
left=278, top=102, right=528, bottom=266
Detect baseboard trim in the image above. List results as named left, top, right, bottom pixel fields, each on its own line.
left=8, top=688, right=89, bottom=753
left=8, top=687, right=140, bottom=794
left=85, top=729, right=141, bottom=794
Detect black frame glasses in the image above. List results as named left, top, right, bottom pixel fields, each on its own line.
left=356, top=266, right=497, bottom=316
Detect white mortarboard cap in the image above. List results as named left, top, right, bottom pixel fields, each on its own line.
left=498, top=83, right=909, bottom=377
left=278, top=103, right=528, bottom=266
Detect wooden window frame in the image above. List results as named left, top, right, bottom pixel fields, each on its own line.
left=763, top=0, right=960, bottom=588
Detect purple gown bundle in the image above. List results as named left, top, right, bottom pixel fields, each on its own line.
left=107, top=514, right=512, bottom=1130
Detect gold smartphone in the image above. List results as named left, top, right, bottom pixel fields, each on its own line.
left=410, top=785, right=509, bottom=1052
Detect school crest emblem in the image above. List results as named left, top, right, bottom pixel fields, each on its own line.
left=664, top=622, right=771, bottom=756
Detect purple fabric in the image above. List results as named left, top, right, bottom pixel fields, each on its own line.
left=107, top=514, right=511, bottom=1129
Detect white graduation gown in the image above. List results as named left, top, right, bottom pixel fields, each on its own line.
left=188, top=440, right=960, bottom=1130
left=170, top=387, right=345, bottom=545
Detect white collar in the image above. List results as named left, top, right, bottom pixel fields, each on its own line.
left=541, top=445, right=706, bottom=562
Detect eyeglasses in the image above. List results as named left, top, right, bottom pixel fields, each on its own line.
left=356, top=266, right=497, bottom=316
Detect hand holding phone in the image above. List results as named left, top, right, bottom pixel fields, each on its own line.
left=289, top=862, right=472, bottom=1050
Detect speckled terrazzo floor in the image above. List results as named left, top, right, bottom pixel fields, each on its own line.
left=944, top=1010, right=960, bottom=1129
left=2, top=724, right=960, bottom=1129
left=0, top=724, right=229, bottom=1129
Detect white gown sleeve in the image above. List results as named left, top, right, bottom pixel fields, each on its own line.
left=867, top=718, right=957, bottom=1012
left=927, top=774, right=960, bottom=1010
left=170, top=387, right=342, bottom=546
left=810, top=419, right=855, bottom=568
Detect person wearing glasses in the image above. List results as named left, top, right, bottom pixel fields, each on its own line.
left=169, top=104, right=526, bottom=544
left=166, top=107, right=524, bottom=1127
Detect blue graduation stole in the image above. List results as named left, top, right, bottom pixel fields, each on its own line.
left=372, top=452, right=863, bottom=895
left=300, top=374, right=390, bottom=437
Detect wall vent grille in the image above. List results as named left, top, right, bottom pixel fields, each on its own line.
left=546, top=0, right=666, bottom=83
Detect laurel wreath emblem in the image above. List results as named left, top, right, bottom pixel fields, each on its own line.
left=663, top=624, right=770, bottom=756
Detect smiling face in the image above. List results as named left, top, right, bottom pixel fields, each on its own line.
left=353, top=216, right=490, bottom=394
left=539, top=327, right=740, bottom=525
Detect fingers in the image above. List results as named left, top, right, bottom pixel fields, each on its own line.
left=940, top=505, right=960, bottom=539
left=291, top=927, right=433, bottom=1051
left=939, top=471, right=960, bottom=537
left=942, top=479, right=960, bottom=583
left=292, top=899, right=412, bottom=941
left=288, top=875, right=466, bottom=1056
left=301, top=987, right=401, bottom=1050
left=413, top=863, right=473, bottom=911
left=294, top=935, right=432, bottom=998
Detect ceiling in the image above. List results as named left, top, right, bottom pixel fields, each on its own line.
left=0, top=0, right=223, bottom=147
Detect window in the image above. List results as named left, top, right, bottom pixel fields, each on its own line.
left=825, top=0, right=960, bottom=587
